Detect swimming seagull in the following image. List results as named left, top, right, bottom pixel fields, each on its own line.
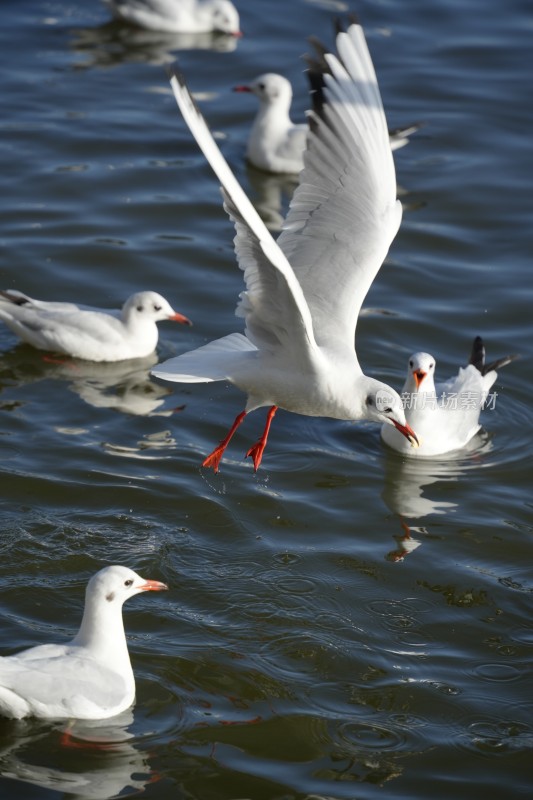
left=0, top=566, right=168, bottom=720
left=103, top=0, right=241, bottom=35
left=152, top=19, right=420, bottom=472
left=233, top=72, right=422, bottom=174
left=381, top=336, right=517, bottom=456
left=0, top=289, right=191, bottom=362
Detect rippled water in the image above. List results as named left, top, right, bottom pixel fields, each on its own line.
left=0, top=0, right=532, bottom=797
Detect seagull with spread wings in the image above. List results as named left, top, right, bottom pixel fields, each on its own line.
left=153, top=19, right=420, bottom=472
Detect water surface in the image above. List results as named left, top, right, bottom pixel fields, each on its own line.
left=0, top=0, right=531, bottom=798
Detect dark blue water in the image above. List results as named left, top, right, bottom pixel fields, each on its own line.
left=0, top=0, right=531, bottom=797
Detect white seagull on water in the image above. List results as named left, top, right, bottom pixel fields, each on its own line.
left=0, top=566, right=168, bottom=720
left=104, top=0, right=241, bottom=35
left=153, top=19, right=420, bottom=472
left=233, top=72, right=422, bottom=174
left=381, top=336, right=517, bottom=456
left=0, top=289, right=191, bottom=362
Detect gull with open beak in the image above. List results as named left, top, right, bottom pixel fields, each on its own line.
left=153, top=19, right=419, bottom=472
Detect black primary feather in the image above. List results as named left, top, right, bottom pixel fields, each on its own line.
left=468, top=335, right=518, bottom=376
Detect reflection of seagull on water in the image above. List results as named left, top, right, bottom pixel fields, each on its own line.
left=380, top=432, right=494, bottom=561
left=0, top=710, right=153, bottom=799
left=153, top=21, right=419, bottom=473
left=70, top=21, right=238, bottom=71
left=244, top=164, right=299, bottom=231
left=67, top=354, right=184, bottom=416
left=381, top=336, right=517, bottom=456
left=233, top=72, right=422, bottom=174
left=386, top=519, right=424, bottom=562
left=382, top=452, right=459, bottom=521
left=0, top=349, right=183, bottom=417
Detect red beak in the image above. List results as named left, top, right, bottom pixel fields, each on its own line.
left=413, top=369, right=427, bottom=389
left=168, top=312, right=192, bottom=326
left=233, top=84, right=252, bottom=93
left=232, top=30, right=243, bottom=38
left=139, top=579, right=168, bottom=592
left=390, top=418, right=419, bottom=448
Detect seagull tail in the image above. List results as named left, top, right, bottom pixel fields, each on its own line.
left=0, top=289, right=31, bottom=307
left=152, top=333, right=256, bottom=384
left=468, top=335, right=519, bottom=377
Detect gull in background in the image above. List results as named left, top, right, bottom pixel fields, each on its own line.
left=103, top=0, right=241, bottom=35
left=153, top=19, right=419, bottom=472
left=0, top=566, right=168, bottom=720
left=0, top=290, right=191, bottom=362
left=233, top=72, right=422, bottom=174
left=381, top=336, right=517, bottom=456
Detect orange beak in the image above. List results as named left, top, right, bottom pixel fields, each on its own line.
left=169, top=312, right=192, bottom=326
left=140, top=579, right=168, bottom=592
left=390, top=419, right=419, bottom=448
left=413, top=369, right=427, bottom=389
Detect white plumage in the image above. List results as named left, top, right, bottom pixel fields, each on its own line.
left=381, top=337, right=517, bottom=456
left=233, top=71, right=422, bottom=174
left=104, top=0, right=241, bottom=34
left=153, top=21, right=419, bottom=472
left=0, top=289, right=191, bottom=362
left=0, top=566, right=168, bottom=720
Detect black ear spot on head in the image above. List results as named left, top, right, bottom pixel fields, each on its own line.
left=106, top=591, right=115, bottom=602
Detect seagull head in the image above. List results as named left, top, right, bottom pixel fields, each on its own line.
left=364, top=380, right=419, bottom=448
left=209, top=0, right=241, bottom=36
left=405, top=352, right=436, bottom=391
left=233, top=73, right=293, bottom=108
left=123, top=291, right=192, bottom=326
left=87, top=566, right=168, bottom=608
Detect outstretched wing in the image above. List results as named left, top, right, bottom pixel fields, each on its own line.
left=168, top=73, right=318, bottom=360
left=277, top=20, right=402, bottom=354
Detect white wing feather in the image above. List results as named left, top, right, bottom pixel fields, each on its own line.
left=168, top=73, right=318, bottom=358
left=277, top=24, right=402, bottom=354
left=152, top=332, right=256, bottom=382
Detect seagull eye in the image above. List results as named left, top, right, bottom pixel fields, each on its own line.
left=136, top=305, right=144, bottom=312
left=366, top=396, right=374, bottom=406
left=153, top=304, right=162, bottom=312
left=409, top=360, right=413, bottom=368
left=429, top=363, right=434, bottom=369
left=383, top=406, right=393, bottom=414
left=258, top=83, right=265, bottom=90
left=124, top=579, right=133, bottom=587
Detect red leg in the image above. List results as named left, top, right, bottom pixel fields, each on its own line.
left=203, top=410, right=247, bottom=473
left=246, top=406, right=278, bottom=472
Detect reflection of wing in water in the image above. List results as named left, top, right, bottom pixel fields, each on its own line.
left=0, top=711, right=153, bottom=799
left=245, top=164, right=299, bottom=231
left=0, top=346, right=178, bottom=416
left=69, top=20, right=237, bottom=69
